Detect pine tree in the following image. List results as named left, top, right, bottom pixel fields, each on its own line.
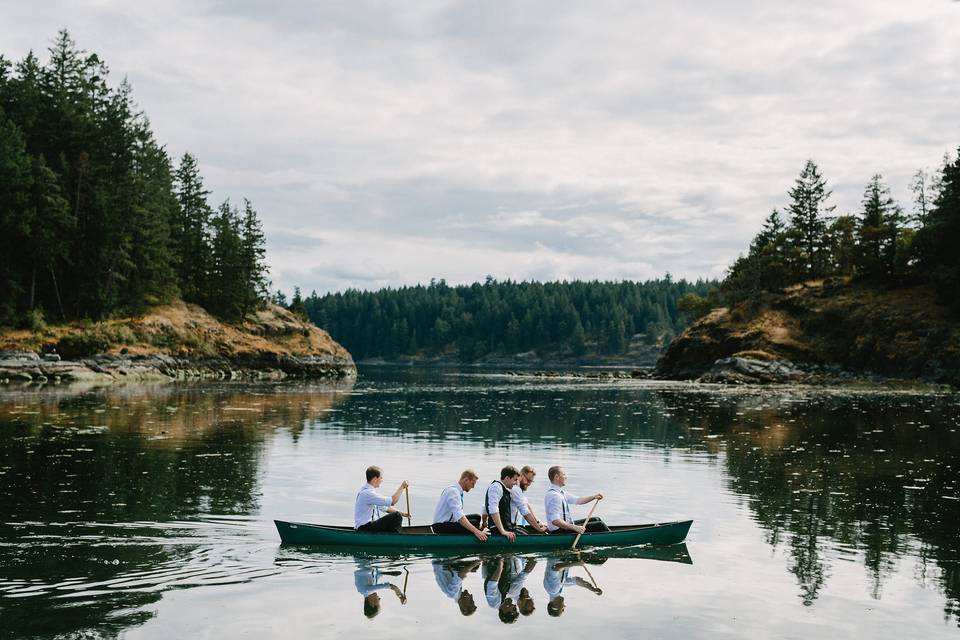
left=239, top=198, right=268, bottom=317
left=856, top=174, right=901, bottom=279
left=787, top=160, right=834, bottom=278
left=173, top=153, right=213, bottom=302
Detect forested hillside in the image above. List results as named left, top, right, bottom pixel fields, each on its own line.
left=0, top=31, right=268, bottom=326
left=299, top=278, right=716, bottom=362
left=713, top=155, right=960, bottom=307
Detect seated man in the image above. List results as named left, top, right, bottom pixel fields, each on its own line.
left=432, top=469, right=488, bottom=541
left=485, top=465, right=522, bottom=541
left=354, top=465, right=409, bottom=533
left=512, top=465, right=547, bottom=533
left=543, top=465, right=609, bottom=534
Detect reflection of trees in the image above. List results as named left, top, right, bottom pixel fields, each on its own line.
left=0, top=381, right=351, bottom=639
left=664, top=388, right=960, bottom=622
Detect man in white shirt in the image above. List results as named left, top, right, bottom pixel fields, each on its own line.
left=512, top=465, right=547, bottom=533
left=354, top=465, right=409, bottom=533
left=485, top=465, right=521, bottom=541
left=543, top=465, right=608, bottom=534
left=431, top=469, right=488, bottom=541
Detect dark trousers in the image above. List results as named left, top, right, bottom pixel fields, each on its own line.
left=548, top=517, right=609, bottom=534
left=357, top=511, right=403, bottom=533
left=432, top=513, right=482, bottom=534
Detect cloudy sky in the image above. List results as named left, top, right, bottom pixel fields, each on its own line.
left=4, top=1, right=959, bottom=294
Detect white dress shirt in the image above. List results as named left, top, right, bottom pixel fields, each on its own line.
left=543, top=559, right=577, bottom=598
left=354, top=483, right=393, bottom=529
left=432, top=561, right=464, bottom=599
left=544, top=483, right=578, bottom=532
left=354, top=565, right=392, bottom=596
left=433, top=484, right=466, bottom=524
left=510, top=484, right=530, bottom=525
left=486, top=481, right=506, bottom=516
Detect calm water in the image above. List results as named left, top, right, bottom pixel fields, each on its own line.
left=1, top=368, right=958, bottom=638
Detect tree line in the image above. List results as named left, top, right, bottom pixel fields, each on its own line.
left=296, top=277, right=716, bottom=361
left=0, top=31, right=268, bottom=326
left=716, top=153, right=960, bottom=310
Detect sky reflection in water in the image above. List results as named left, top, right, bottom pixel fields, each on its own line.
left=0, top=368, right=958, bottom=638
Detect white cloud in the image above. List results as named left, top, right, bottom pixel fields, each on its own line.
left=3, top=0, right=959, bottom=293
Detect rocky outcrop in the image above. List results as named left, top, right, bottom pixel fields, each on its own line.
left=656, top=278, right=960, bottom=387
left=0, top=301, right=355, bottom=384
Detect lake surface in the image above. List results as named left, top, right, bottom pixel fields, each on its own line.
left=1, top=367, right=958, bottom=638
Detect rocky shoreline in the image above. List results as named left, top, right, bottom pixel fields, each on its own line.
left=0, top=300, right=356, bottom=386
left=0, top=350, right=356, bottom=384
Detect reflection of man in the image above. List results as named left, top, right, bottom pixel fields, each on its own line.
left=483, top=556, right=538, bottom=624
left=432, top=558, right=481, bottom=616
left=354, top=559, right=405, bottom=619
left=543, top=557, right=602, bottom=617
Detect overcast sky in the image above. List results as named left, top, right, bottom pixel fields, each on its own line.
left=4, top=1, right=959, bottom=294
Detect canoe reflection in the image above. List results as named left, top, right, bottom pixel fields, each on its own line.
left=282, top=543, right=692, bottom=623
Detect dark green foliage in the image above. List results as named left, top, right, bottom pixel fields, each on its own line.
left=0, top=31, right=269, bottom=324
left=856, top=175, right=902, bottom=280
left=913, top=148, right=960, bottom=308
left=787, top=160, right=835, bottom=278
left=724, top=152, right=957, bottom=310
left=301, top=278, right=716, bottom=361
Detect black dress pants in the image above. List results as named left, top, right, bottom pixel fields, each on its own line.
left=432, top=513, right=482, bottom=534
left=357, top=511, right=403, bottom=533
left=548, top=517, right=609, bottom=534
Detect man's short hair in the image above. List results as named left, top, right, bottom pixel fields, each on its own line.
left=363, top=594, right=381, bottom=618
left=366, top=465, right=382, bottom=482
left=460, top=468, right=479, bottom=481
left=547, top=465, right=563, bottom=482
left=520, top=465, right=535, bottom=476
left=501, top=465, right=520, bottom=480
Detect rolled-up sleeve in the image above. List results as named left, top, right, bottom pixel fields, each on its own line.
left=545, top=491, right=562, bottom=526
left=486, top=483, right=503, bottom=515
left=448, top=489, right=465, bottom=521
left=510, top=485, right=529, bottom=517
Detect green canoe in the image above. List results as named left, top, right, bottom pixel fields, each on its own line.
left=274, top=519, right=692, bottom=549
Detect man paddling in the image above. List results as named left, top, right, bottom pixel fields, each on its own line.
left=485, top=466, right=521, bottom=541
left=354, top=465, right=409, bottom=533
left=512, top=465, right=547, bottom=532
left=432, top=469, right=488, bottom=541
left=544, top=465, right=609, bottom=534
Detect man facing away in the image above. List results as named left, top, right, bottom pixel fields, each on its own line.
left=432, top=469, right=489, bottom=541
left=544, top=465, right=609, bottom=534
left=512, top=465, right=547, bottom=533
left=354, top=465, right=409, bottom=533
left=485, top=466, right=521, bottom=541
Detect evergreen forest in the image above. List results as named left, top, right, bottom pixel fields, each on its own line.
left=0, top=31, right=268, bottom=326
left=718, top=154, right=960, bottom=310
left=298, top=278, right=716, bottom=361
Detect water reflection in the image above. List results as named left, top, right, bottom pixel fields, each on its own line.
left=1, top=369, right=959, bottom=638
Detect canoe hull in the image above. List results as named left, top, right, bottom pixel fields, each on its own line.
left=274, top=519, right=692, bottom=549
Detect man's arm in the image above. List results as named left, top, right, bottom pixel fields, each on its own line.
left=524, top=511, right=546, bottom=532
left=390, top=480, right=409, bottom=505
left=575, top=492, right=602, bottom=505
left=552, top=518, right=585, bottom=533
left=459, top=515, right=488, bottom=541
left=490, top=513, right=516, bottom=541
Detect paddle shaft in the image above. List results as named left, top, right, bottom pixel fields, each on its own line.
left=405, top=487, right=412, bottom=526
left=571, top=497, right=600, bottom=549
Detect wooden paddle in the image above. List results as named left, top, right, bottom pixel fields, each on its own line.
left=404, top=486, right=412, bottom=527
left=571, top=496, right=601, bottom=549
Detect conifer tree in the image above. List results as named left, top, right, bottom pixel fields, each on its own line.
left=856, top=174, right=902, bottom=279
left=786, top=160, right=834, bottom=278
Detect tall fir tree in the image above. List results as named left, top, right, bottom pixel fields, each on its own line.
left=787, top=160, right=834, bottom=278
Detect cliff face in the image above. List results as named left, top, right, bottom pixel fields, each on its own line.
left=656, top=278, right=960, bottom=386
left=0, top=300, right=356, bottom=384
